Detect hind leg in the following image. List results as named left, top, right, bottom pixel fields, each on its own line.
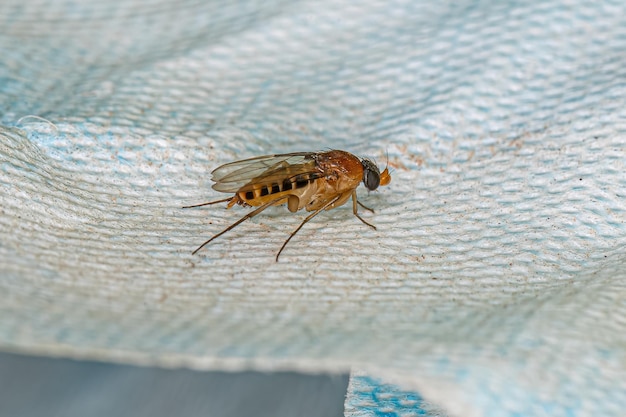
left=191, top=196, right=288, bottom=255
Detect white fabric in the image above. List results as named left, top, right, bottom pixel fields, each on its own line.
left=1, top=1, right=626, bottom=416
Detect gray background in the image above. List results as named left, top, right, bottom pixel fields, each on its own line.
left=0, top=352, right=348, bottom=417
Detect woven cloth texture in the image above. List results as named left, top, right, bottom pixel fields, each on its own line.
left=345, top=371, right=450, bottom=417
left=1, top=1, right=626, bottom=416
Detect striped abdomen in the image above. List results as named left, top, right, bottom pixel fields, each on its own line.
left=237, top=173, right=320, bottom=206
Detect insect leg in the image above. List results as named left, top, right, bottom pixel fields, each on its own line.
left=352, top=191, right=376, bottom=230
left=192, top=196, right=288, bottom=255
left=182, top=197, right=233, bottom=209
left=276, top=195, right=341, bottom=261
left=357, top=200, right=375, bottom=213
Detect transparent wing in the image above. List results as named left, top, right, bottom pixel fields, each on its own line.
left=211, top=152, right=319, bottom=192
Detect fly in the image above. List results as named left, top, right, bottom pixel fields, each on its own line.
left=183, top=150, right=391, bottom=261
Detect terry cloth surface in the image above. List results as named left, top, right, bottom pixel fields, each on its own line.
left=1, top=1, right=626, bottom=416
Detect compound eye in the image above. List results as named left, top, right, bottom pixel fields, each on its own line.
left=362, top=159, right=381, bottom=190
left=364, top=169, right=380, bottom=190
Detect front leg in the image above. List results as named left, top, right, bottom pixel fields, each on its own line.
left=357, top=200, right=375, bottom=213
left=352, top=190, right=376, bottom=230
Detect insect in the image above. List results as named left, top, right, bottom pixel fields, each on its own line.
left=183, top=150, right=391, bottom=261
